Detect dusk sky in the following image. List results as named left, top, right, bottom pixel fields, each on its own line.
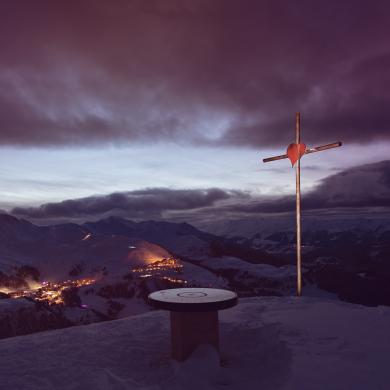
left=1, top=0, right=389, bottom=223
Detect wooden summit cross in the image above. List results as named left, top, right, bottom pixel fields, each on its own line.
left=263, top=112, right=342, bottom=297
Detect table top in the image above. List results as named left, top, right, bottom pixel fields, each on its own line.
left=148, top=288, right=238, bottom=312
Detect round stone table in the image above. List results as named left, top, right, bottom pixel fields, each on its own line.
left=148, top=288, right=238, bottom=361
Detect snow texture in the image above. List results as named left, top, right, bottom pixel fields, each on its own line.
left=1, top=296, right=389, bottom=389
left=196, top=256, right=296, bottom=280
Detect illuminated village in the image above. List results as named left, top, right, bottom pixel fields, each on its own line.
left=6, top=278, right=96, bottom=305
left=131, top=257, right=188, bottom=285
left=0, top=256, right=187, bottom=307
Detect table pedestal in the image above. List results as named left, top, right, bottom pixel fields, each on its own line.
left=149, top=288, right=237, bottom=362
left=170, top=311, right=219, bottom=361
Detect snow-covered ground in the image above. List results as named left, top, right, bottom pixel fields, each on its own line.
left=194, top=256, right=296, bottom=280
left=200, top=214, right=390, bottom=238
left=1, top=296, right=389, bottom=390
left=191, top=256, right=296, bottom=296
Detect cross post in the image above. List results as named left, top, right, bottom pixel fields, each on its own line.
left=295, top=113, right=302, bottom=296
left=263, top=112, right=342, bottom=296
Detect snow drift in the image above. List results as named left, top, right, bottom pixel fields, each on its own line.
left=1, top=296, right=389, bottom=389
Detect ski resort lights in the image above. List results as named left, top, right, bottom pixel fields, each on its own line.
left=132, top=257, right=183, bottom=273
left=131, top=257, right=187, bottom=285
left=7, top=278, right=96, bottom=305
left=161, top=276, right=187, bottom=285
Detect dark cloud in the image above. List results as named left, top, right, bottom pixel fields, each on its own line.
left=228, top=160, right=390, bottom=213
left=0, top=0, right=389, bottom=147
left=11, top=187, right=242, bottom=220
left=11, top=161, right=390, bottom=222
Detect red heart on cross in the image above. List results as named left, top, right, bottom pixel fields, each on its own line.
left=287, top=143, right=307, bottom=167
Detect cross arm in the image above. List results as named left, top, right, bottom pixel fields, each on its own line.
left=263, top=142, right=342, bottom=163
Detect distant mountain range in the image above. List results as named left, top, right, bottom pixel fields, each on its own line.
left=0, top=213, right=291, bottom=337
left=0, top=212, right=389, bottom=338
left=202, top=214, right=390, bottom=306
left=0, top=214, right=279, bottom=275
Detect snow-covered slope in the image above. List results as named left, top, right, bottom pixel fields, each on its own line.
left=84, top=217, right=214, bottom=257
left=201, top=214, right=390, bottom=238
left=0, top=214, right=279, bottom=282
left=1, top=296, right=389, bottom=390
left=83, top=216, right=279, bottom=264
left=0, top=298, right=101, bottom=339
left=0, top=214, right=286, bottom=326
left=191, top=256, right=296, bottom=296
left=199, top=214, right=390, bottom=306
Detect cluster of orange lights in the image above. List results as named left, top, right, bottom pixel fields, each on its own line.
left=132, top=257, right=183, bottom=273
left=8, top=278, right=96, bottom=305
left=132, top=257, right=187, bottom=285
left=161, top=276, right=187, bottom=284
left=2, top=257, right=188, bottom=306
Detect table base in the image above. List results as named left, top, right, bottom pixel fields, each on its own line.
left=170, top=311, right=219, bottom=361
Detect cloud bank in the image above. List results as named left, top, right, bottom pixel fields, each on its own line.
left=11, top=188, right=242, bottom=220
left=0, top=0, right=389, bottom=148
left=11, top=161, right=390, bottom=223
left=229, top=160, right=390, bottom=214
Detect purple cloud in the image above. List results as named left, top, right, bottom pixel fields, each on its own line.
left=11, top=188, right=242, bottom=220
left=0, top=0, right=389, bottom=147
